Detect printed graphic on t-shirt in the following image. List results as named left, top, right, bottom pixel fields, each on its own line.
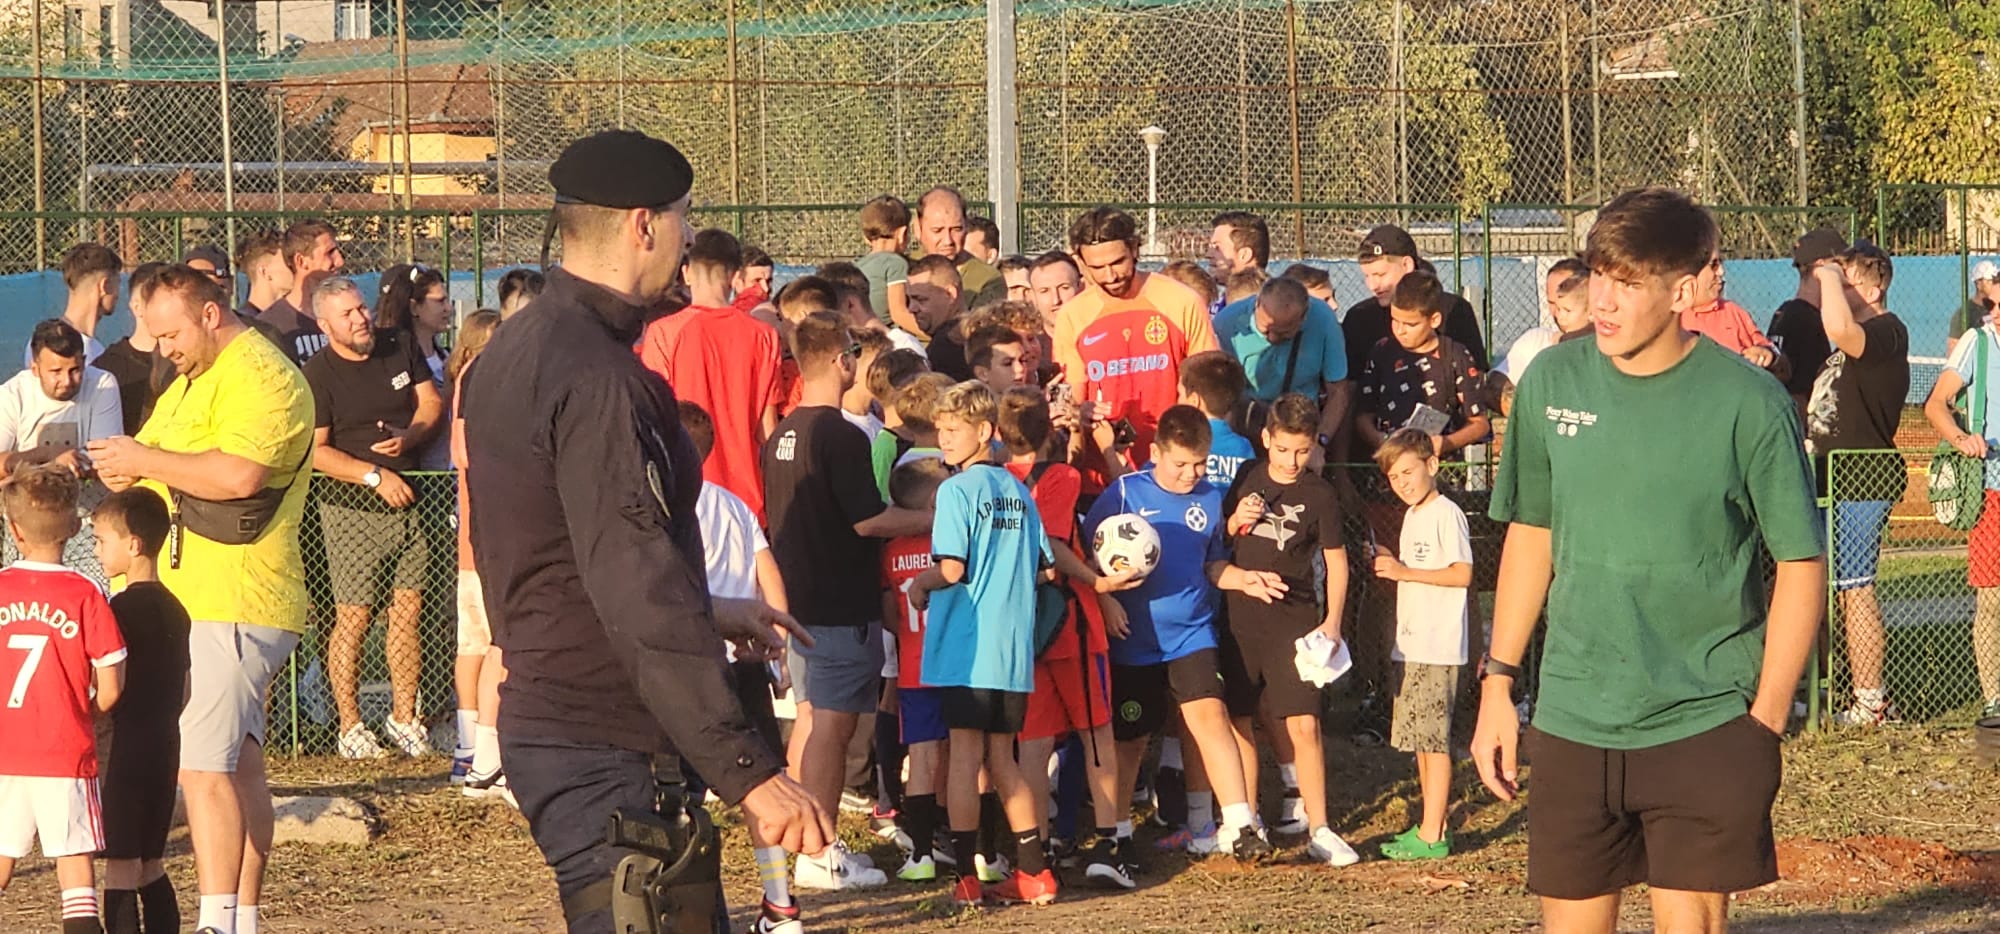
left=1804, top=351, right=1844, bottom=455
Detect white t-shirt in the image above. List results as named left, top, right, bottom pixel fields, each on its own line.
left=1500, top=326, right=1560, bottom=379
left=1392, top=493, right=1472, bottom=666
left=696, top=481, right=764, bottom=601
left=22, top=334, right=105, bottom=371
left=887, top=329, right=926, bottom=356
left=842, top=408, right=885, bottom=442
left=0, top=366, right=122, bottom=454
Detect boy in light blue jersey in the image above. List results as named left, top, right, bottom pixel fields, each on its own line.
left=1178, top=351, right=1255, bottom=488
left=1084, top=405, right=1289, bottom=866
left=910, top=380, right=1127, bottom=909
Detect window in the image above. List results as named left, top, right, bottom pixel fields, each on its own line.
left=335, top=0, right=372, bottom=40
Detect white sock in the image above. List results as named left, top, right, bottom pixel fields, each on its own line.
left=1114, top=819, right=1133, bottom=840
left=1855, top=687, right=1887, bottom=708
left=1185, top=791, right=1214, bottom=829
left=60, top=886, right=97, bottom=921
left=454, top=709, right=477, bottom=755
left=1278, top=763, right=1298, bottom=790
left=754, top=846, right=792, bottom=907
left=473, top=723, right=501, bottom=774
left=199, top=893, right=240, bottom=933
left=238, top=904, right=261, bottom=934
left=1159, top=737, right=1183, bottom=771
left=1220, top=802, right=1255, bottom=833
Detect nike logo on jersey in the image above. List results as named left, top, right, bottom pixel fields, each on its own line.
left=1082, top=333, right=1110, bottom=346
left=1138, top=508, right=1161, bottom=518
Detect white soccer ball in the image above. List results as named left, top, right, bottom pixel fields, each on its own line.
left=1092, top=512, right=1163, bottom=579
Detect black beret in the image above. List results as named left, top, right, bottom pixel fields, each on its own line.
left=548, top=130, right=694, bottom=209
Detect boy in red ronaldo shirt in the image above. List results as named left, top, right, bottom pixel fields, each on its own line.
left=0, top=466, right=127, bottom=934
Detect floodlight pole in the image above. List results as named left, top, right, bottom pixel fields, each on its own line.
left=987, top=0, right=1020, bottom=253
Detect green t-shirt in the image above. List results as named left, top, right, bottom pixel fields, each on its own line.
left=1490, top=336, right=1823, bottom=750
left=959, top=256, right=1006, bottom=310
left=855, top=250, right=908, bottom=325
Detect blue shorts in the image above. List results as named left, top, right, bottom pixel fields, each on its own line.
left=1823, top=499, right=1893, bottom=591
left=900, top=686, right=948, bottom=745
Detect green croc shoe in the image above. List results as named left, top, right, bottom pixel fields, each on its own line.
left=1378, top=826, right=1450, bottom=861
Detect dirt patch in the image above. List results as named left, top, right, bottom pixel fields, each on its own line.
left=1753, top=835, right=2000, bottom=903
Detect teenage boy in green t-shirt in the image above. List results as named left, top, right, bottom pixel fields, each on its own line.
left=1473, top=186, right=1826, bottom=934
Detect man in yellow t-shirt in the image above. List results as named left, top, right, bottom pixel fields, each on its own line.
left=88, top=264, right=313, bottom=934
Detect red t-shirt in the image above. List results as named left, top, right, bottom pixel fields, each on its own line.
left=637, top=304, right=784, bottom=521
left=0, top=562, right=126, bottom=778
left=1005, top=460, right=1108, bottom=659
left=1051, top=273, right=1218, bottom=491
left=883, top=535, right=934, bottom=688
left=777, top=358, right=804, bottom=419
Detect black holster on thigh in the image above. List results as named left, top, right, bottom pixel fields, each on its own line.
left=562, top=758, right=723, bottom=934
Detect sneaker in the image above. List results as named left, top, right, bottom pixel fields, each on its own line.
left=974, top=852, right=1010, bottom=883
left=1833, top=697, right=1900, bottom=727
left=988, top=868, right=1059, bottom=906
left=382, top=716, right=435, bottom=757
left=450, top=754, right=473, bottom=784
left=1082, top=837, right=1136, bottom=889
left=1228, top=824, right=1275, bottom=862
left=792, top=844, right=887, bottom=890
left=1273, top=791, right=1308, bottom=836
left=1178, top=822, right=1222, bottom=856
left=1982, top=697, right=2000, bottom=720
left=1378, top=825, right=1450, bottom=861
left=336, top=722, right=388, bottom=760
left=1046, top=835, right=1078, bottom=869
left=870, top=809, right=913, bottom=855
left=951, top=874, right=985, bottom=908
left=896, top=854, right=937, bottom=883
left=839, top=789, right=876, bottom=815
left=1307, top=826, right=1361, bottom=867
left=751, top=899, right=802, bottom=934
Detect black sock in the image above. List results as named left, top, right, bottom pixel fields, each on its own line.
left=904, top=793, right=938, bottom=862
left=1014, top=829, right=1046, bottom=876
left=951, top=830, right=980, bottom=879
left=1155, top=765, right=1187, bottom=827
left=977, top=792, right=1004, bottom=860
left=101, top=889, right=138, bottom=934
left=139, top=874, right=179, bottom=934
left=874, top=714, right=905, bottom=812
left=1096, top=825, right=1118, bottom=842
left=62, top=917, right=103, bottom=934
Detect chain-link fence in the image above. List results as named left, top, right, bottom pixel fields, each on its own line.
left=0, top=0, right=1809, bottom=270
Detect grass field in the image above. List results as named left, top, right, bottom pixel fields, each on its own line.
left=2, top=727, right=1995, bottom=933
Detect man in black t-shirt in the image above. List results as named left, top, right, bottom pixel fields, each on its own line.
left=257, top=219, right=345, bottom=365
left=301, top=276, right=444, bottom=762
left=1768, top=227, right=1847, bottom=421
left=762, top=311, right=931, bottom=888
left=1341, top=225, right=1489, bottom=380
left=910, top=255, right=973, bottom=380
left=1219, top=393, right=1357, bottom=865
left=1803, top=244, right=1910, bottom=728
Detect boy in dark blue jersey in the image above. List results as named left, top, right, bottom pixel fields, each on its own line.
left=1084, top=405, right=1289, bottom=866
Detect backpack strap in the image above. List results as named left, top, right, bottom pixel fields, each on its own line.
left=1975, top=327, right=1990, bottom=440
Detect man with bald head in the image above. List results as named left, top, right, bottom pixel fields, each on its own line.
left=916, top=186, right=1006, bottom=310
left=88, top=264, right=315, bottom=934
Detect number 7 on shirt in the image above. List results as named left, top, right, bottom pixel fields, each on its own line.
left=6, top=633, right=48, bottom=708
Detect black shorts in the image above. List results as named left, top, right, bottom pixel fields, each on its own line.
left=731, top=660, right=784, bottom=756
left=1219, top=622, right=1323, bottom=720
left=100, top=715, right=181, bottom=861
left=940, top=687, right=1029, bottom=735
left=1526, top=715, right=1782, bottom=899
left=1110, top=648, right=1226, bottom=742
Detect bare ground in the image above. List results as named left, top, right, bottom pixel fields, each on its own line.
left=4, top=726, right=1997, bottom=933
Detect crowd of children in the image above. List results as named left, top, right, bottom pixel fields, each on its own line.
left=644, top=205, right=1479, bottom=929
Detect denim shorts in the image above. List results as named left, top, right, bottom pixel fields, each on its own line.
left=1822, top=499, right=1893, bottom=591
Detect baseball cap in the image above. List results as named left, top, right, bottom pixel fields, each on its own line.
left=1357, top=224, right=1418, bottom=262
left=1974, top=259, right=2000, bottom=284
left=182, top=244, right=231, bottom=277
left=1789, top=227, right=1846, bottom=270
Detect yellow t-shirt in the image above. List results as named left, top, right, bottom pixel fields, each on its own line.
left=136, top=331, right=314, bottom=634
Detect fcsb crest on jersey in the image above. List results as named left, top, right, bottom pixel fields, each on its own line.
left=1145, top=316, right=1167, bottom=345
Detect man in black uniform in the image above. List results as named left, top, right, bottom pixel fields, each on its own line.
left=463, top=130, right=831, bottom=934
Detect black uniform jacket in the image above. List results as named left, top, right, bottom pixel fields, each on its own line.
left=463, top=267, right=782, bottom=805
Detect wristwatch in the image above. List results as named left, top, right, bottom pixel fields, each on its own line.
left=1478, top=653, right=1524, bottom=681
left=363, top=468, right=383, bottom=489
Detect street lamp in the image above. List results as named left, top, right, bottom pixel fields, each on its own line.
left=1139, top=125, right=1166, bottom=260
